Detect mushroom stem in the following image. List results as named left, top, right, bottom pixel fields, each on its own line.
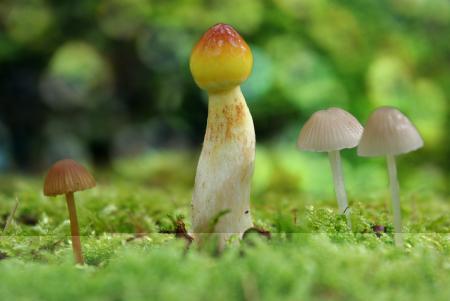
left=386, top=154, right=403, bottom=247
left=328, top=150, right=351, bottom=227
left=192, top=86, right=255, bottom=248
left=65, top=192, right=84, bottom=265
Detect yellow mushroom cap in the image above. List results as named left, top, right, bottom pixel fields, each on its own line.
left=190, top=23, right=253, bottom=92
left=43, top=159, right=96, bottom=196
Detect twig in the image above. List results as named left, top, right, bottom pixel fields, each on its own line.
left=3, top=197, right=19, bottom=232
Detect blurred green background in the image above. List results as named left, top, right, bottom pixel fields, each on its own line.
left=0, top=0, right=448, bottom=199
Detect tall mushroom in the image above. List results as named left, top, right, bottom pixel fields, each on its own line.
left=358, top=107, right=423, bottom=246
left=297, top=108, right=363, bottom=226
left=43, top=159, right=96, bottom=264
left=190, top=23, right=255, bottom=247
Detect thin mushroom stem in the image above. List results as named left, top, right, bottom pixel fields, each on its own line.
left=65, top=192, right=84, bottom=265
left=386, top=154, right=403, bottom=247
left=328, top=150, right=351, bottom=227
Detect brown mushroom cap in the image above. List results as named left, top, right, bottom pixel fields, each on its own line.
left=43, top=159, right=96, bottom=196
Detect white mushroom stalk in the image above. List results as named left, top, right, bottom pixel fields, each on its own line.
left=358, top=107, right=423, bottom=247
left=189, top=24, right=255, bottom=247
left=386, top=154, right=402, bottom=246
left=328, top=150, right=349, bottom=217
left=297, top=108, right=363, bottom=227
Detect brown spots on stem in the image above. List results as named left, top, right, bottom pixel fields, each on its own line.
left=222, top=105, right=234, bottom=140
left=235, top=102, right=244, bottom=122
left=206, top=102, right=248, bottom=143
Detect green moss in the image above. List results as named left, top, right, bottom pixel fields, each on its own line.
left=0, top=151, right=448, bottom=300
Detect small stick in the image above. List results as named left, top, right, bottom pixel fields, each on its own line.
left=291, top=208, right=298, bottom=225
left=3, top=197, right=19, bottom=232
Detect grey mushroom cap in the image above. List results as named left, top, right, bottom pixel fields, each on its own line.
left=357, top=107, right=423, bottom=157
left=297, top=107, right=364, bottom=152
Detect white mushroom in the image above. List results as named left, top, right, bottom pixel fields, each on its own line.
left=298, top=108, right=363, bottom=226
left=358, top=106, right=423, bottom=246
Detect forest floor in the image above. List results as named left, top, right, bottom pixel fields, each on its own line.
left=0, top=150, right=448, bottom=301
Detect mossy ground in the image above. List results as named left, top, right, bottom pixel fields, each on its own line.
left=0, top=150, right=448, bottom=301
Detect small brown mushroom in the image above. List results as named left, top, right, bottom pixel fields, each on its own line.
left=43, top=159, right=96, bottom=265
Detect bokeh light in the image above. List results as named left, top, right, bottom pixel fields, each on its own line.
left=40, top=41, right=112, bottom=110
left=4, top=0, right=54, bottom=46
left=97, top=0, right=152, bottom=40
left=266, top=35, right=349, bottom=112
left=308, top=4, right=367, bottom=72
left=242, top=46, right=274, bottom=103
left=0, top=0, right=446, bottom=194
left=136, top=27, right=193, bottom=74
left=42, top=121, right=90, bottom=166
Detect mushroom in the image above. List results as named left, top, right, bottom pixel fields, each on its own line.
left=43, top=159, right=96, bottom=264
left=297, top=108, right=363, bottom=226
left=358, top=107, right=423, bottom=246
left=189, top=23, right=255, bottom=247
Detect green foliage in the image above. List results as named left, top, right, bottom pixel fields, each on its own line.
left=0, top=234, right=448, bottom=301
left=0, top=0, right=448, bottom=174
left=0, top=151, right=449, bottom=300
